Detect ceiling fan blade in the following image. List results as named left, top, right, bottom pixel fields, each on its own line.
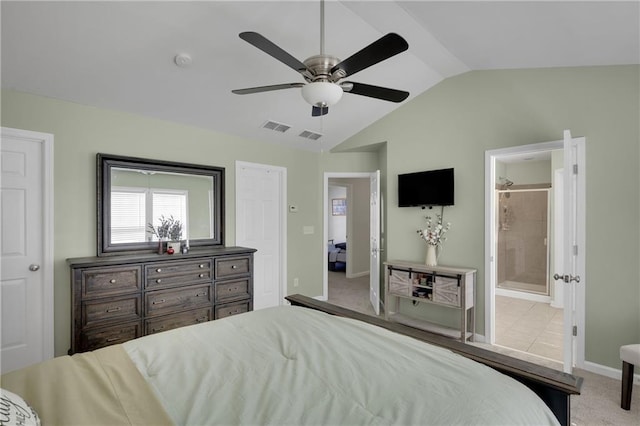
left=331, top=33, right=408, bottom=79
left=341, top=82, right=409, bottom=103
left=312, top=106, right=329, bottom=117
left=239, top=32, right=310, bottom=74
left=232, top=83, right=304, bottom=95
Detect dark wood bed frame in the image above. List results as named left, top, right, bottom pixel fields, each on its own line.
left=286, top=294, right=583, bottom=426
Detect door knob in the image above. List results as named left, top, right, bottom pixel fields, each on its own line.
left=553, top=273, right=580, bottom=283
left=29, top=264, right=40, bottom=271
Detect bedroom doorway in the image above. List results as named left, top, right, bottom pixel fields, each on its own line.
left=323, top=172, right=380, bottom=316
left=485, top=132, right=586, bottom=373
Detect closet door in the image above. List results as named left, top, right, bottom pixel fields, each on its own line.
left=1, top=127, right=54, bottom=373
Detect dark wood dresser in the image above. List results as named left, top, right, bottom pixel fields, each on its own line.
left=68, top=247, right=255, bottom=354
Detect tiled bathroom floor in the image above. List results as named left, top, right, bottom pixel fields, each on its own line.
left=495, top=295, right=564, bottom=361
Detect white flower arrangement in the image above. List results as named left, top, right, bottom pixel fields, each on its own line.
left=417, top=214, right=451, bottom=247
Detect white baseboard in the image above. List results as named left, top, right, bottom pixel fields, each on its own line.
left=346, top=271, right=369, bottom=279
left=582, top=360, right=640, bottom=385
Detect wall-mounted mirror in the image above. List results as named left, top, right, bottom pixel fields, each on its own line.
left=97, top=154, right=224, bottom=256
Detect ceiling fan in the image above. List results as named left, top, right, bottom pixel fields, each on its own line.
left=231, top=0, right=410, bottom=117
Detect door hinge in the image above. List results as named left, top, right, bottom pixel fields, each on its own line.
left=573, top=245, right=578, bottom=256
left=573, top=325, right=578, bottom=336
left=573, top=164, right=578, bottom=175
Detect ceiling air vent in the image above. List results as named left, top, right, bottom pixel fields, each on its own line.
left=262, top=120, right=291, bottom=133
left=299, top=130, right=323, bottom=141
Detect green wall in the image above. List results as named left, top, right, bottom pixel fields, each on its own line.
left=0, top=90, right=377, bottom=356
left=2, top=64, right=638, bottom=370
left=335, top=65, right=640, bottom=369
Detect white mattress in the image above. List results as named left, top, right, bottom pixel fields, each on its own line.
left=124, top=306, right=559, bottom=425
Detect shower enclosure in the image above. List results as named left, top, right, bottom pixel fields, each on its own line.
left=497, top=188, right=550, bottom=295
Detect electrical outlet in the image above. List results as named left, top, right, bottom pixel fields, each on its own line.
left=293, top=278, right=299, bottom=287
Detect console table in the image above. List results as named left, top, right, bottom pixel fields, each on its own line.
left=384, top=260, right=476, bottom=341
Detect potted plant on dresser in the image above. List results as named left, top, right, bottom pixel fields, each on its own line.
left=148, top=215, right=182, bottom=254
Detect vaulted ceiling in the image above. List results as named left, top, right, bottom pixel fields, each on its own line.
left=2, top=1, right=638, bottom=151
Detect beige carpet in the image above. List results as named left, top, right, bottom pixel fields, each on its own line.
left=327, top=270, right=640, bottom=425
left=327, top=270, right=377, bottom=316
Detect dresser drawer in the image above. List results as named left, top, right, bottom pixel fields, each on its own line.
left=145, top=284, right=211, bottom=317
left=82, top=295, right=142, bottom=327
left=145, top=307, right=212, bottom=335
left=215, top=278, right=251, bottom=303
left=215, top=300, right=251, bottom=319
left=216, top=256, right=251, bottom=279
left=80, top=321, right=142, bottom=352
left=145, top=260, right=213, bottom=290
left=81, top=266, right=142, bottom=298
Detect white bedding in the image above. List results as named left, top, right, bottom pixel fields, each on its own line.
left=328, top=245, right=347, bottom=263
left=124, top=306, right=559, bottom=425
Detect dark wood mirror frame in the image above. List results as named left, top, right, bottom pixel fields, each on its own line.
left=97, top=153, right=224, bottom=256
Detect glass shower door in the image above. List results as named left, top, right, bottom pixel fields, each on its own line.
left=497, top=189, right=550, bottom=295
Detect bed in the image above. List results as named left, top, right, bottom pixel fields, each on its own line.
left=328, top=241, right=347, bottom=270
left=1, top=295, right=581, bottom=426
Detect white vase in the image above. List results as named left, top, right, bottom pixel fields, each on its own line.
left=167, top=241, right=181, bottom=254
left=425, top=245, right=437, bottom=266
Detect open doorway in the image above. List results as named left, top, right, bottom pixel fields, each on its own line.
left=322, top=172, right=381, bottom=317
left=485, top=135, right=586, bottom=372
left=494, top=151, right=563, bottom=364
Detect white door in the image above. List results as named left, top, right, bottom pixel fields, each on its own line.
left=369, top=171, right=381, bottom=315
left=236, top=161, right=286, bottom=310
left=1, top=127, right=54, bottom=373
left=556, top=130, right=586, bottom=373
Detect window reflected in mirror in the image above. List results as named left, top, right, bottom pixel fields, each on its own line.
left=98, top=154, right=224, bottom=256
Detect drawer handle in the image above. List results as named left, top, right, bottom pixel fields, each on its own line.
left=199, top=264, right=205, bottom=268
left=106, top=337, right=120, bottom=343
left=152, top=326, right=165, bottom=332
left=156, top=268, right=162, bottom=273
left=106, top=306, right=122, bottom=313
left=199, top=273, right=204, bottom=278
left=156, top=279, right=162, bottom=284
left=196, top=292, right=207, bottom=297
left=228, top=287, right=237, bottom=292
left=231, top=265, right=238, bottom=269
left=152, top=299, right=166, bottom=305
left=196, top=317, right=207, bottom=323
left=109, top=279, right=116, bottom=284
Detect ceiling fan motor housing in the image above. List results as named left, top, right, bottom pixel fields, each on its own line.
left=303, top=55, right=343, bottom=83
left=300, top=55, right=345, bottom=107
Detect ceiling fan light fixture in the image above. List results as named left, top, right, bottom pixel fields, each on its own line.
left=301, top=82, right=343, bottom=107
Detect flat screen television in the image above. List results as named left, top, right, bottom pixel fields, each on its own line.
left=398, top=168, right=454, bottom=207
